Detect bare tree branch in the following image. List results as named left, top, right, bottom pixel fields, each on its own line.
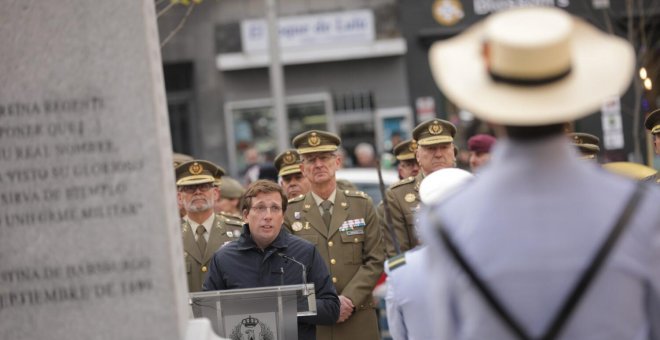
left=158, top=1, right=177, bottom=18
left=160, top=4, right=195, bottom=48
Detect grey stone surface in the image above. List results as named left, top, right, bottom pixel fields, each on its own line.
left=0, top=1, right=188, bottom=339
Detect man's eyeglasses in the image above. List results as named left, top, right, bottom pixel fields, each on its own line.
left=251, top=205, right=283, bottom=215
left=302, top=153, right=336, bottom=165
left=179, top=183, right=214, bottom=194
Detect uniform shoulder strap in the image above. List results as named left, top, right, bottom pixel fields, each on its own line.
left=434, top=181, right=647, bottom=340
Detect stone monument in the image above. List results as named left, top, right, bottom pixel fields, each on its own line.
left=0, top=1, right=196, bottom=339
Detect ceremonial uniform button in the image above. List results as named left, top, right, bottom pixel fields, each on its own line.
left=328, top=241, right=334, bottom=247
left=330, top=259, right=336, bottom=265
left=201, top=266, right=208, bottom=272
left=332, top=277, right=337, bottom=283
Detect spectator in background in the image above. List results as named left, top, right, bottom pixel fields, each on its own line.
left=467, top=134, right=496, bottom=173
left=214, top=176, right=245, bottom=222
left=355, top=142, right=377, bottom=168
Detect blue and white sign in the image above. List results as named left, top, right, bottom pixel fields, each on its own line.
left=241, top=10, right=375, bottom=53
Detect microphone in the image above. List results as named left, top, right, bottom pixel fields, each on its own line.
left=277, top=252, right=309, bottom=296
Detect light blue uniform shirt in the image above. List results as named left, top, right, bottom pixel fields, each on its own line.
left=420, top=135, right=660, bottom=340
left=385, top=246, right=434, bottom=340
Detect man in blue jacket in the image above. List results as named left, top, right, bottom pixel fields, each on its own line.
left=204, top=180, right=340, bottom=340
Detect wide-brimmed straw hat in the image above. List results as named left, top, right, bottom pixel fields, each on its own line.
left=429, top=7, right=635, bottom=126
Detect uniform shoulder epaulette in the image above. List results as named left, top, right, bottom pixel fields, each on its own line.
left=222, top=216, right=244, bottom=227
left=390, top=176, right=415, bottom=189
left=288, top=194, right=305, bottom=203
left=343, top=189, right=369, bottom=199
left=386, top=253, right=407, bottom=273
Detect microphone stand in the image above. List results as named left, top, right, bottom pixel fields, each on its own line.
left=277, top=252, right=309, bottom=296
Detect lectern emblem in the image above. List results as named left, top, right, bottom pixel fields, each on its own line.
left=229, top=315, right=275, bottom=340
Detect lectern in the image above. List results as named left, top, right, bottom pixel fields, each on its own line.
left=189, top=284, right=316, bottom=340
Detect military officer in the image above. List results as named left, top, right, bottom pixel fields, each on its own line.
left=284, top=130, right=385, bottom=340
left=568, top=132, right=601, bottom=161
left=214, top=175, right=245, bottom=222
left=643, top=108, right=660, bottom=184
left=274, top=149, right=312, bottom=199
left=381, top=119, right=457, bottom=257
left=176, top=160, right=243, bottom=292
left=393, top=139, right=420, bottom=180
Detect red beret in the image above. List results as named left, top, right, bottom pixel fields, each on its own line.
left=467, top=134, right=496, bottom=153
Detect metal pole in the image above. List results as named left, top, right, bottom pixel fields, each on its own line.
left=266, top=0, right=289, bottom=153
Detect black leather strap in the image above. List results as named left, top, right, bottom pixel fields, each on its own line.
left=435, top=182, right=646, bottom=340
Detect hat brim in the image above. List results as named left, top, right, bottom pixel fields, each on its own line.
left=429, top=17, right=634, bottom=126
left=176, top=175, right=215, bottom=186
left=279, top=164, right=302, bottom=177
left=297, top=145, right=338, bottom=154
left=418, top=136, right=453, bottom=146
left=396, top=153, right=416, bottom=161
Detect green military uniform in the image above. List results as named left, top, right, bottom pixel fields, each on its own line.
left=284, top=130, right=384, bottom=340
left=379, top=139, right=418, bottom=257
left=643, top=109, right=660, bottom=184
left=568, top=132, right=600, bottom=161
left=381, top=119, right=456, bottom=257
left=176, top=160, right=243, bottom=292
left=181, top=214, right=243, bottom=292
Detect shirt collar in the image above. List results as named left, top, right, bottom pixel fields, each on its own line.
left=184, top=213, right=215, bottom=233
left=311, top=189, right=337, bottom=207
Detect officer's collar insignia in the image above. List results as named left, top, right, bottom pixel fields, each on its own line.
left=308, top=132, right=321, bottom=146
left=283, top=152, right=296, bottom=165
left=429, top=121, right=443, bottom=135
left=189, top=162, right=203, bottom=175
left=341, top=202, right=347, bottom=208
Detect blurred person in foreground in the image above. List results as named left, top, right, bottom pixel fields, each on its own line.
left=422, top=7, right=660, bottom=339
left=385, top=168, right=473, bottom=340
left=275, top=149, right=311, bottom=199
left=643, top=109, right=660, bottom=184
left=467, top=134, right=496, bottom=172
left=204, top=180, right=339, bottom=340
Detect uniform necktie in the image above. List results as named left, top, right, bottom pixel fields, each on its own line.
left=195, top=225, right=207, bottom=255
left=321, top=200, right=333, bottom=228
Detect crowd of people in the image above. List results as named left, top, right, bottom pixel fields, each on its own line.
left=173, top=7, right=660, bottom=340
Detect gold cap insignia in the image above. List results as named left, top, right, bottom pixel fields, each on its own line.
left=283, top=152, right=296, bottom=165
left=308, top=132, right=321, bottom=146
left=429, top=121, right=443, bottom=135
left=404, top=193, right=416, bottom=203
left=409, top=140, right=418, bottom=152
left=573, top=136, right=582, bottom=144
left=189, top=162, right=203, bottom=175
left=292, top=221, right=303, bottom=232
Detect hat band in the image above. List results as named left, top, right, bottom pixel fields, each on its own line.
left=297, top=145, right=338, bottom=154
left=652, top=125, right=660, bottom=134
left=396, top=153, right=416, bottom=161
left=279, top=164, right=301, bottom=177
left=489, top=67, right=572, bottom=86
